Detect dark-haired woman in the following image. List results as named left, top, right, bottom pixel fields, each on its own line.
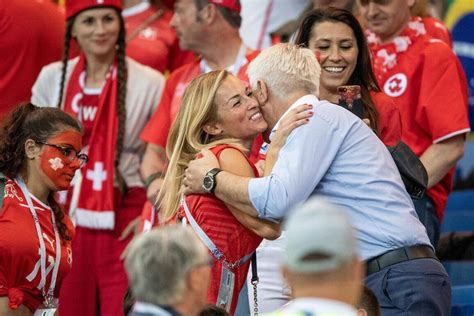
left=295, top=7, right=401, bottom=146
left=31, top=0, right=165, bottom=315
left=0, top=103, right=86, bottom=315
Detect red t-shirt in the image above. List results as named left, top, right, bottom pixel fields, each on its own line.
left=422, top=16, right=452, bottom=48
left=179, top=145, right=262, bottom=315
left=0, top=179, right=74, bottom=312
left=125, top=8, right=195, bottom=73
left=370, top=91, right=402, bottom=146
left=0, top=0, right=64, bottom=120
left=371, top=35, right=470, bottom=220
left=140, top=51, right=263, bottom=163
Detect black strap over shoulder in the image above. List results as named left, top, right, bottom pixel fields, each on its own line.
left=387, top=141, right=428, bottom=199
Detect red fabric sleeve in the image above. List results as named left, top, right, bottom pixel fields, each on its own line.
left=423, top=17, right=452, bottom=48
left=140, top=73, right=177, bottom=147
left=416, top=42, right=470, bottom=143
left=371, top=91, right=402, bottom=146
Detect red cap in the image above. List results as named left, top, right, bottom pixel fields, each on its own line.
left=208, top=0, right=241, bottom=13
left=65, top=0, right=122, bottom=19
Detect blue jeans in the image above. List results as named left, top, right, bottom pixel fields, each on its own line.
left=413, top=196, right=440, bottom=248
left=365, top=258, right=451, bottom=316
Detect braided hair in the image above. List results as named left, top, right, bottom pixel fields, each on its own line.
left=0, top=103, right=83, bottom=241
left=57, top=8, right=128, bottom=194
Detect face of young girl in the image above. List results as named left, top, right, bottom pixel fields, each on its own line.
left=39, top=130, right=83, bottom=191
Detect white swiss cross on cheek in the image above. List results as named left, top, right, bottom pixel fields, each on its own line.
left=86, top=162, right=107, bottom=191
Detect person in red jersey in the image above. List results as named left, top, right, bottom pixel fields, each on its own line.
left=359, top=0, right=470, bottom=246
left=30, top=0, right=165, bottom=315
left=139, top=0, right=261, bottom=209
left=0, top=103, right=87, bottom=315
left=159, top=70, right=311, bottom=315
left=123, top=0, right=195, bottom=73
left=295, top=7, right=401, bottom=147
left=0, top=0, right=64, bottom=120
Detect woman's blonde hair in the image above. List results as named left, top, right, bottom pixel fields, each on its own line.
left=158, top=70, right=243, bottom=221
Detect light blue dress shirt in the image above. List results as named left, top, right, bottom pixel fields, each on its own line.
left=248, top=95, right=431, bottom=260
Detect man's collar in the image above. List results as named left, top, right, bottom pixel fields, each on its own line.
left=269, top=94, right=319, bottom=141
left=133, top=301, right=182, bottom=316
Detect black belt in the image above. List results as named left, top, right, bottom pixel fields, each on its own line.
left=365, top=245, right=437, bottom=276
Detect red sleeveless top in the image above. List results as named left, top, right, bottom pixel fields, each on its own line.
left=179, top=144, right=262, bottom=314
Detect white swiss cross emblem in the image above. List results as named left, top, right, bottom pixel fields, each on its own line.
left=384, top=73, right=408, bottom=97
left=86, top=162, right=107, bottom=191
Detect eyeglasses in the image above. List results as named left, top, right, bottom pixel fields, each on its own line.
left=37, top=142, right=89, bottom=168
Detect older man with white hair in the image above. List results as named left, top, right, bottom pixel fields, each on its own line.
left=125, top=225, right=212, bottom=316
left=183, top=43, right=450, bottom=315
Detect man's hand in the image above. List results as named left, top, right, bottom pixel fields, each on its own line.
left=183, top=149, right=220, bottom=195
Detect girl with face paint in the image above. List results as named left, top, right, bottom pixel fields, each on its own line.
left=30, top=0, right=165, bottom=313
left=0, top=103, right=86, bottom=315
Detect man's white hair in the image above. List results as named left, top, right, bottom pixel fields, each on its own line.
left=125, top=225, right=207, bottom=306
left=247, top=43, right=321, bottom=100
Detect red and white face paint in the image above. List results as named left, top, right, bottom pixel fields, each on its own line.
left=39, top=130, right=83, bottom=191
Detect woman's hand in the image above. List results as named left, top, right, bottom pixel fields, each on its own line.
left=264, top=104, right=313, bottom=176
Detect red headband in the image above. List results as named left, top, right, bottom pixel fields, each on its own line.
left=65, top=0, right=122, bottom=19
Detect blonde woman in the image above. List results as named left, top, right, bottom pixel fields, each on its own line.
left=160, top=70, right=311, bottom=314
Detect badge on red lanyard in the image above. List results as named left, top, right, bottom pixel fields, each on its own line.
left=16, top=178, right=61, bottom=312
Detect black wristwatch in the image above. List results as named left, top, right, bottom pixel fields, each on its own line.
left=202, top=168, right=222, bottom=194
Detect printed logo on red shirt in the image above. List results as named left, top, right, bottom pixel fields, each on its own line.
left=384, top=73, right=408, bottom=97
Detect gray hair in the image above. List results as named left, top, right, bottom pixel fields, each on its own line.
left=247, top=43, right=321, bottom=100
left=125, top=225, right=207, bottom=306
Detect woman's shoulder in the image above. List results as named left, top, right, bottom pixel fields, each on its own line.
left=211, top=145, right=258, bottom=178
left=126, top=57, right=165, bottom=83
left=39, top=57, right=79, bottom=77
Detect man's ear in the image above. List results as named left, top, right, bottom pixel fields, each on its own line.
left=254, top=80, right=269, bottom=105
left=199, top=3, right=217, bottom=25
left=24, top=139, right=40, bottom=160
left=202, top=122, right=224, bottom=136
left=357, top=308, right=368, bottom=316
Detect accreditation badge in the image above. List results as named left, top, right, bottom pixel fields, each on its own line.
left=34, top=308, right=57, bottom=316
left=216, top=266, right=235, bottom=312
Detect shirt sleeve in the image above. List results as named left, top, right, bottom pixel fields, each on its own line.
left=248, top=110, right=345, bottom=220
left=416, top=42, right=471, bottom=143
left=140, top=74, right=176, bottom=147
left=31, top=64, right=60, bottom=108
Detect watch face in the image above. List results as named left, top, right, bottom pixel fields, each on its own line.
left=203, top=176, right=214, bottom=192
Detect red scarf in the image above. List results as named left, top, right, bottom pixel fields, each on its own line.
left=63, top=53, right=118, bottom=230
left=367, top=17, right=427, bottom=81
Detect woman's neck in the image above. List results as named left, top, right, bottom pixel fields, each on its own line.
left=23, top=173, right=50, bottom=205
left=319, top=86, right=339, bottom=104
left=242, top=139, right=254, bottom=154
left=84, top=52, right=116, bottom=88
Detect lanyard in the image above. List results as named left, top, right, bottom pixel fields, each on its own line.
left=16, top=178, right=61, bottom=307
left=200, top=44, right=247, bottom=76
left=180, top=195, right=253, bottom=270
